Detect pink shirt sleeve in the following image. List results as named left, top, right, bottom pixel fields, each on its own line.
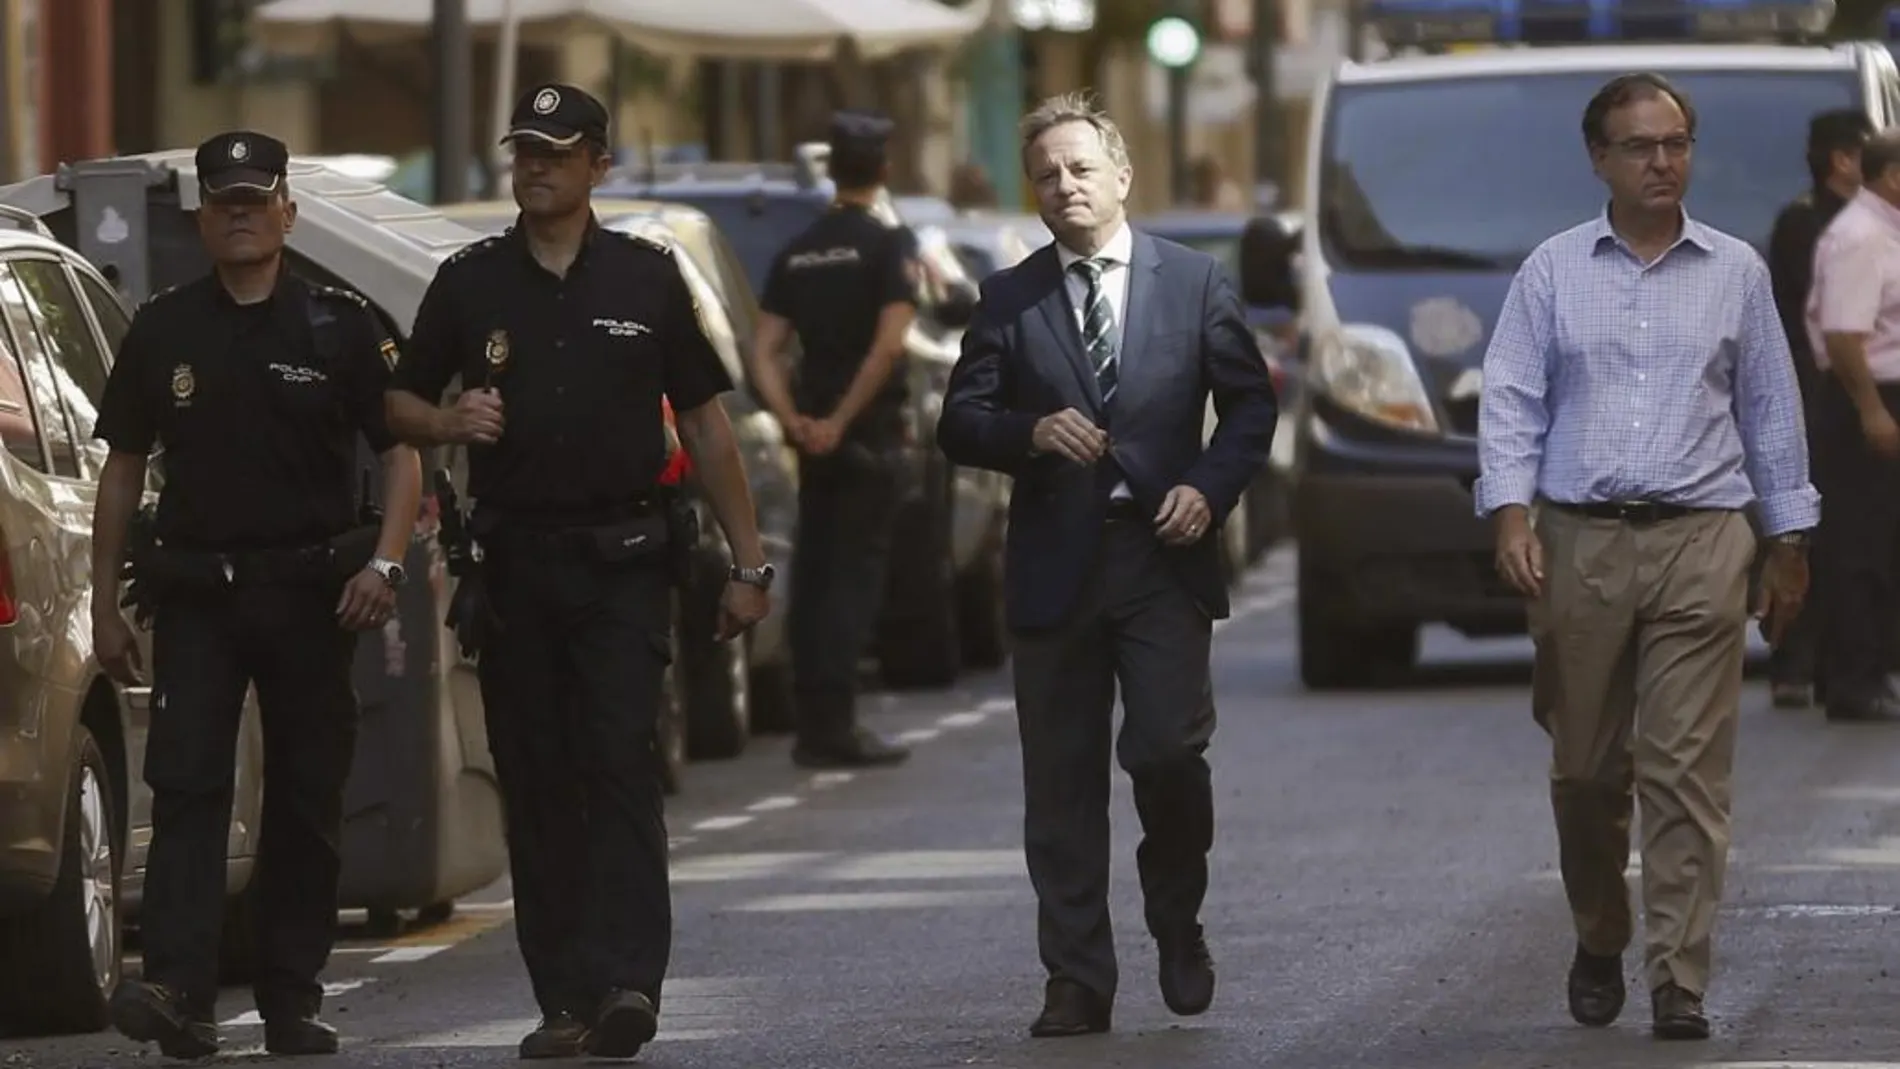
left=1816, top=224, right=1887, bottom=336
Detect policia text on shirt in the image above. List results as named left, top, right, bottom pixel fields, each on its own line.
left=90, top=130, right=425, bottom=1060
left=384, top=83, right=772, bottom=1062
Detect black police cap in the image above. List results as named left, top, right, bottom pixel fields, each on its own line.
left=501, top=83, right=610, bottom=148
left=827, top=109, right=895, bottom=156
left=195, top=130, right=289, bottom=196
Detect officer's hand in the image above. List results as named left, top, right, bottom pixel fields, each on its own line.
left=1755, top=541, right=1810, bottom=646
left=1154, top=485, right=1213, bottom=546
left=717, top=581, right=770, bottom=641
left=448, top=388, right=506, bottom=445
left=92, top=606, right=144, bottom=685
left=1861, top=404, right=1900, bottom=460
left=1031, top=408, right=1108, bottom=464
left=337, top=568, right=396, bottom=631
left=802, top=418, right=844, bottom=457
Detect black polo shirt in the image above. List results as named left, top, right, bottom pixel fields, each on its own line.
left=391, top=220, right=733, bottom=518
left=760, top=203, right=916, bottom=433
left=93, top=270, right=400, bottom=551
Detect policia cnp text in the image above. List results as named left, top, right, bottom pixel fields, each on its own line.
left=385, top=82, right=772, bottom=1062
left=91, top=131, right=424, bottom=1060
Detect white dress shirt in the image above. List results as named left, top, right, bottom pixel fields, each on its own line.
left=1054, top=223, right=1134, bottom=500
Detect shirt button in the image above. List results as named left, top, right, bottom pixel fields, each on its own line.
left=1640, top=321, right=1648, bottom=329
left=1638, top=373, right=1646, bottom=382
left=1633, top=421, right=1641, bottom=428
left=556, top=339, right=566, bottom=349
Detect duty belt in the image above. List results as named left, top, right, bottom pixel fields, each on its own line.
left=141, top=527, right=379, bottom=588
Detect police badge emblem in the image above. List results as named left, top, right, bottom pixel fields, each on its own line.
left=171, top=364, right=196, bottom=407
left=485, top=329, right=510, bottom=371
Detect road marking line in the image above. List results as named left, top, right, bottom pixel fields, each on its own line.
left=937, top=711, right=987, bottom=729
left=745, top=795, right=801, bottom=812
left=220, top=981, right=373, bottom=1026
left=371, top=945, right=449, bottom=964
left=810, top=771, right=855, bottom=789
left=977, top=697, right=1014, bottom=715
left=673, top=852, right=832, bottom=882
left=669, top=835, right=699, bottom=848
left=896, top=727, right=941, bottom=743
left=692, top=815, right=755, bottom=831
left=729, top=889, right=1023, bottom=912
left=816, top=849, right=1025, bottom=881
left=385, top=909, right=509, bottom=947
left=454, top=898, right=515, bottom=913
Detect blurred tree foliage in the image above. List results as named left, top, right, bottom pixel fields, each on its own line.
left=1829, top=0, right=1891, bottom=37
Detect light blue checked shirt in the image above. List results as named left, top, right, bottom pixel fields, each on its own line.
left=1473, top=209, right=1820, bottom=537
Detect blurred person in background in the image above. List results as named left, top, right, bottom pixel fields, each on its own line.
left=1805, top=127, right=1900, bottom=723
left=746, top=110, right=917, bottom=769
left=1764, top=108, right=1872, bottom=709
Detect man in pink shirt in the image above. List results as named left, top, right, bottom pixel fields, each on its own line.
left=1805, top=128, right=1900, bottom=721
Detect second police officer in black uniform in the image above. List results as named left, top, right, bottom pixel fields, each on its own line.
left=92, top=131, right=424, bottom=1059
left=385, top=84, right=773, bottom=1061
left=748, top=110, right=920, bottom=769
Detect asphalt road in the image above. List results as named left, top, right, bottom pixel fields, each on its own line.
left=9, top=548, right=1900, bottom=1068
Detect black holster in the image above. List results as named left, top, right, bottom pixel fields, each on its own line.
left=444, top=571, right=495, bottom=659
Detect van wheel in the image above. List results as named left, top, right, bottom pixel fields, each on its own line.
left=681, top=570, right=750, bottom=760
left=0, top=726, right=121, bottom=1035
left=657, top=601, right=688, bottom=796
left=1298, top=561, right=1418, bottom=689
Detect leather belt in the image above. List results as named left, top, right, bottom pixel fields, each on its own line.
left=1547, top=500, right=1698, bottom=524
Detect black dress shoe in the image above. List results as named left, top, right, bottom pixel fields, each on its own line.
left=1029, top=977, right=1111, bottom=1038
left=1566, top=945, right=1625, bottom=1027
left=1158, top=926, right=1215, bottom=1016
left=109, top=980, right=220, bottom=1060
left=264, top=1015, right=339, bottom=1056
left=518, top=1013, right=589, bottom=1060
left=792, top=727, right=911, bottom=769
left=585, top=989, right=659, bottom=1058
left=1651, top=982, right=1710, bottom=1040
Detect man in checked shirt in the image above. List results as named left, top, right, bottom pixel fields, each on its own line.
left=1475, top=73, right=1817, bottom=1042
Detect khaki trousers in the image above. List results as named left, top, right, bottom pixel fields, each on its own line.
left=1527, top=504, right=1754, bottom=996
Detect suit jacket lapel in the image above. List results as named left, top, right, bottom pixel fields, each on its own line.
left=1114, top=230, right=1161, bottom=412
left=1028, top=247, right=1103, bottom=414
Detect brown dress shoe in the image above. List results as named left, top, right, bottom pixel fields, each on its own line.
left=1651, top=982, right=1710, bottom=1040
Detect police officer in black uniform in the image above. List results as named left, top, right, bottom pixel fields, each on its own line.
left=91, top=131, right=424, bottom=1059
left=748, top=110, right=919, bottom=769
left=385, top=83, right=772, bottom=1061
left=1765, top=108, right=1872, bottom=709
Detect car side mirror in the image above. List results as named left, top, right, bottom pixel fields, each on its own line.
left=1240, top=214, right=1301, bottom=315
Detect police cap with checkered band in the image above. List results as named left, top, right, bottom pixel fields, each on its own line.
left=195, top=130, right=290, bottom=196
left=501, top=83, right=610, bottom=148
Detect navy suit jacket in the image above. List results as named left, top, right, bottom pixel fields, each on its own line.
left=937, top=228, right=1280, bottom=631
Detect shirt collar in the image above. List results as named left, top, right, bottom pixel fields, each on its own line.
left=508, top=211, right=605, bottom=269
left=1056, top=221, right=1134, bottom=270
left=1850, top=187, right=1900, bottom=234
left=1587, top=203, right=1715, bottom=259
left=211, top=259, right=294, bottom=310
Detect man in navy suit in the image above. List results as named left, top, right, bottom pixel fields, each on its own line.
left=937, top=92, right=1279, bottom=1037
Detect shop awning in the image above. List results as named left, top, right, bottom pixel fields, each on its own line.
left=251, top=0, right=992, bottom=60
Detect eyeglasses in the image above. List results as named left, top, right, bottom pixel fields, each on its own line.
left=1607, top=135, right=1694, bottom=162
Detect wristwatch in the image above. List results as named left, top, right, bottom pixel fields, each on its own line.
left=730, top=563, right=776, bottom=591
left=369, top=557, right=407, bottom=587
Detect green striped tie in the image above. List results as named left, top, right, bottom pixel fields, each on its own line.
left=1071, top=258, right=1119, bottom=403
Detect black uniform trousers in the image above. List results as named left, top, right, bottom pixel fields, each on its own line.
left=789, top=448, right=902, bottom=744
left=1813, top=377, right=1900, bottom=707
left=1009, top=509, right=1217, bottom=1002
left=140, top=582, right=360, bottom=1021
left=476, top=528, right=674, bottom=1021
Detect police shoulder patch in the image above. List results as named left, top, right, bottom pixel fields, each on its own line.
left=443, top=234, right=505, bottom=266
left=606, top=228, right=672, bottom=257
left=310, top=283, right=371, bottom=309
left=135, top=283, right=183, bottom=313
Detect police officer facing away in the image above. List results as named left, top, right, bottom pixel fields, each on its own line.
left=1764, top=108, right=1873, bottom=708
left=748, top=110, right=918, bottom=769
left=91, top=131, right=424, bottom=1059
left=385, top=84, right=772, bottom=1061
